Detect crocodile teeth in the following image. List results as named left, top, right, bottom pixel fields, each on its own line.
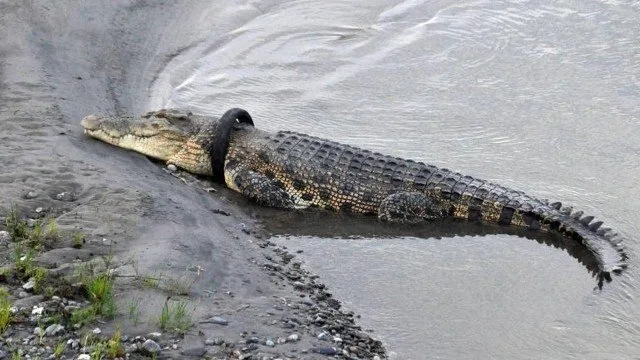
left=588, top=220, right=604, bottom=232
left=580, top=215, right=594, bottom=226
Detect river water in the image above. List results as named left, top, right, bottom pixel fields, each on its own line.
left=148, top=1, right=640, bottom=358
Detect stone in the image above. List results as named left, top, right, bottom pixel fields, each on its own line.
left=44, top=324, right=64, bottom=336
left=140, top=339, right=161, bottom=354
left=77, top=355, right=91, bottom=360
left=181, top=347, right=207, bottom=357
left=287, top=334, right=299, bottom=342
left=22, top=278, right=36, bottom=291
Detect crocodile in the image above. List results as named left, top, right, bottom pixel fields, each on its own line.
left=81, top=108, right=627, bottom=286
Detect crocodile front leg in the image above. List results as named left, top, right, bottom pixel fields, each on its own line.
left=378, top=192, right=445, bottom=223
left=225, top=163, right=294, bottom=209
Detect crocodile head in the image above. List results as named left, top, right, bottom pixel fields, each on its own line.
left=81, top=110, right=213, bottom=175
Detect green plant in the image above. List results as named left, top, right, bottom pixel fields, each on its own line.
left=0, top=288, right=11, bottom=334
left=70, top=306, right=96, bottom=326
left=45, top=218, right=60, bottom=243
left=54, top=341, right=65, bottom=359
left=13, top=247, right=35, bottom=279
left=158, top=298, right=192, bottom=334
left=5, top=207, right=27, bottom=241
left=107, top=326, right=125, bottom=358
left=87, top=274, right=116, bottom=319
left=128, top=299, right=140, bottom=325
left=90, top=341, right=106, bottom=360
left=27, top=220, right=44, bottom=249
left=72, top=231, right=85, bottom=249
left=30, top=267, right=47, bottom=294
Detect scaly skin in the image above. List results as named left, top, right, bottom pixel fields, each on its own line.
left=81, top=108, right=627, bottom=286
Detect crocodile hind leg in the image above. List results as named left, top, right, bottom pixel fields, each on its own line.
left=225, top=165, right=294, bottom=209
left=378, top=192, right=443, bottom=223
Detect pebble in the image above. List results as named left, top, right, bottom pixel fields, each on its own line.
left=312, top=347, right=338, bottom=355
left=24, top=190, right=39, bottom=199
left=0, top=231, right=9, bottom=244
left=204, top=337, right=224, bottom=346
left=181, top=347, right=207, bottom=357
left=167, top=164, right=178, bottom=172
left=92, top=327, right=101, bottom=334
left=287, top=334, right=299, bottom=342
left=317, top=332, right=329, bottom=341
left=209, top=316, right=229, bottom=325
left=22, top=278, right=35, bottom=291
left=147, top=332, right=162, bottom=339
left=77, top=355, right=91, bottom=360
left=140, top=339, right=161, bottom=354
left=265, top=339, right=275, bottom=347
left=44, top=324, right=64, bottom=336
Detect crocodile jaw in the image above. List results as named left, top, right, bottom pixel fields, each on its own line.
left=81, top=114, right=213, bottom=176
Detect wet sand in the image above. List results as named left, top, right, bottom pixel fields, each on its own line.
left=1, top=2, right=384, bottom=358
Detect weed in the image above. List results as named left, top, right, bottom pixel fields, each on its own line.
left=142, top=275, right=160, bottom=289
left=54, top=342, right=65, bottom=359
left=30, top=267, right=47, bottom=294
left=72, top=231, right=85, bottom=249
left=45, top=218, right=60, bottom=243
left=90, top=341, right=106, bottom=360
left=5, top=207, right=27, bottom=241
left=87, top=274, right=116, bottom=319
left=70, top=306, right=96, bottom=326
left=127, top=299, right=140, bottom=325
left=13, top=248, right=35, bottom=279
left=0, top=288, right=11, bottom=334
left=12, top=351, right=21, bottom=360
left=107, top=326, right=125, bottom=358
left=158, top=298, right=192, bottom=334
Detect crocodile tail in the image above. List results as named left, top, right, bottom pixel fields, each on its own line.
left=538, top=202, right=627, bottom=288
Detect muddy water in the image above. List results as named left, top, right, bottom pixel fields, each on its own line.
left=149, top=0, right=640, bottom=358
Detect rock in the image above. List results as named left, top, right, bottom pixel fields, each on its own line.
left=0, top=231, right=10, bottom=244
left=312, top=347, right=338, bottom=355
left=265, top=339, right=275, bottom=347
left=22, top=278, right=36, bottom=291
left=44, top=324, right=64, bottom=336
left=180, top=347, right=206, bottom=357
left=208, top=316, right=228, bottom=325
left=92, top=327, right=101, bottom=334
left=140, top=339, right=161, bottom=355
left=205, top=337, right=224, bottom=346
left=13, top=296, right=44, bottom=311
left=146, top=332, right=162, bottom=339
left=167, top=164, right=178, bottom=172
left=287, top=334, right=299, bottom=342
left=77, top=355, right=91, bottom=360
left=317, top=332, right=329, bottom=341
left=24, top=191, right=39, bottom=199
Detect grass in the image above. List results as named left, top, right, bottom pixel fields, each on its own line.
left=72, top=274, right=117, bottom=325
left=5, top=207, right=28, bottom=241
left=127, top=298, right=141, bottom=325
left=0, top=288, right=12, bottom=334
left=54, top=342, right=65, bottom=359
left=158, top=298, right=192, bottom=334
left=72, top=231, right=85, bottom=248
